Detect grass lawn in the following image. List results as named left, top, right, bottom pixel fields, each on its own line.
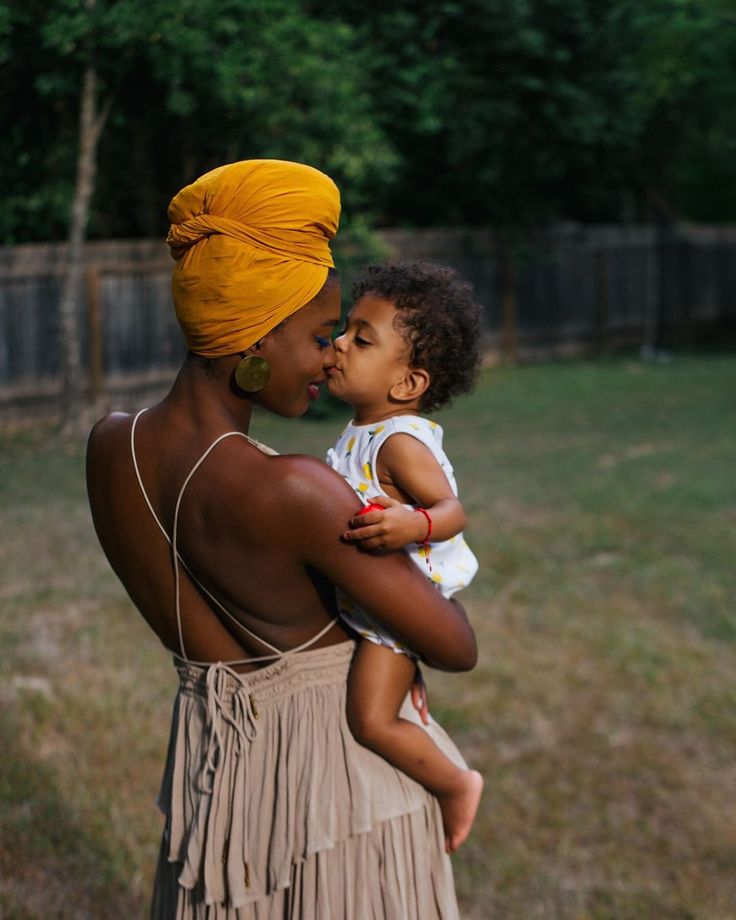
left=1, top=353, right=735, bottom=919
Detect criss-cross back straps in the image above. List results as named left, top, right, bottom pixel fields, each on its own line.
left=130, top=408, right=338, bottom=665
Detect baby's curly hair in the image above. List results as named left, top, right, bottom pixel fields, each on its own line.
left=351, top=261, right=483, bottom=413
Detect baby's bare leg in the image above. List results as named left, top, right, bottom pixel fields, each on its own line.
left=347, top=640, right=483, bottom=851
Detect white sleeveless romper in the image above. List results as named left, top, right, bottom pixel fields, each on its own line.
left=327, top=415, right=479, bottom=656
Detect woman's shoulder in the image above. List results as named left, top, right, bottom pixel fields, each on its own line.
left=208, top=449, right=362, bottom=563
left=87, top=411, right=133, bottom=465
left=247, top=452, right=361, bottom=516
left=89, top=410, right=131, bottom=437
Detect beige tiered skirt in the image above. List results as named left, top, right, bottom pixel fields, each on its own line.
left=150, top=640, right=463, bottom=919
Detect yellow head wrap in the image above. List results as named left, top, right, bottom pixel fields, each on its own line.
left=166, top=159, right=341, bottom=357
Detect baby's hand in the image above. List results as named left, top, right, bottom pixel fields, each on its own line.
left=343, top=496, right=429, bottom=552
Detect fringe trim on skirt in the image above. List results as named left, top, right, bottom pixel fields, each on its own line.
left=150, top=640, right=463, bottom=919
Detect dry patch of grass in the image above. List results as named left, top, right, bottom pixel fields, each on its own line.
left=1, top=353, right=735, bottom=918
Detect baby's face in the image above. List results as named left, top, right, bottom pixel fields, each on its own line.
left=326, top=295, right=412, bottom=413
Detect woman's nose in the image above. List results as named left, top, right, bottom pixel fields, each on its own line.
left=333, top=333, right=346, bottom=353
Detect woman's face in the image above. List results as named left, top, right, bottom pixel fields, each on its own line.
left=256, top=280, right=341, bottom=417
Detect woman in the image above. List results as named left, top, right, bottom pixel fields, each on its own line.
left=86, top=159, right=477, bottom=918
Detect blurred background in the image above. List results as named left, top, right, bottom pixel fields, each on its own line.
left=1, top=1, right=735, bottom=917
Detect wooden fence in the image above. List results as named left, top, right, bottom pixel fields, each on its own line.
left=1, top=225, right=734, bottom=413
left=0, top=240, right=177, bottom=410
left=380, top=224, right=736, bottom=360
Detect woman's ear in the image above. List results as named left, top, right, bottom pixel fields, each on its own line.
left=389, top=367, right=430, bottom=404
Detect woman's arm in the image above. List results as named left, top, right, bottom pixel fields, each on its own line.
left=276, top=456, right=477, bottom=672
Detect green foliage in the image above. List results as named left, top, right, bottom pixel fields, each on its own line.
left=0, top=0, right=395, bottom=241
left=315, top=0, right=736, bottom=225
left=0, top=4, right=11, bottom=65
left=629, top=0, right=736, bottom=220
left=1, top=0, right=735, bottom=242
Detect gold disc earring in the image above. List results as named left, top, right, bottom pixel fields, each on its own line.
left=235, top=354, right=271, bottom=393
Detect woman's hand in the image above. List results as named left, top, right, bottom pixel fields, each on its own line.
left=291, top=458, right=477, bottom=672
left=411, top=666, right=430, bottom=725
left=343, top=496, right=428, bottom=552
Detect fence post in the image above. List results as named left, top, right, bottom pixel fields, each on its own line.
left=85, top=267, right=104, bottom=404
left=596, top=250, right=610, bottom=353
left=500, top=249, right=518, bottom=365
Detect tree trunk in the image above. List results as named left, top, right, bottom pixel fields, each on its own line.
left=58, top=63, right=110, bottom=436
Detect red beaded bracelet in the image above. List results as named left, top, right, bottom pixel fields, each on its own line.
left=415, top=507, right=433, bottom=571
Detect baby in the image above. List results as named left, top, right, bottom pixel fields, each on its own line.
left=326, top=260, right=484, bottom=852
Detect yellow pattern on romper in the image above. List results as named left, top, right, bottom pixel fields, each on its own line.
left=325, top=414, right=479, bottom=657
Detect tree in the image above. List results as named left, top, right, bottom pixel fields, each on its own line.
left=2, top=0, right=394, bottom=429
left=2, top=0, right=735, bottom=240
left=48, top=1, right=113, bottom=432
left=627, top=0, right=736, bottom=221
left=311, top=0, right=736, bottom=227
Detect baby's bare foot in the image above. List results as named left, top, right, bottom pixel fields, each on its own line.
left=438, top=769, right=484, bottom=853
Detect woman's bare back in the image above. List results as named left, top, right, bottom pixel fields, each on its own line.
left=86, top=406, right=356, bottom=667
left=88, top=404, right=476, bottom=673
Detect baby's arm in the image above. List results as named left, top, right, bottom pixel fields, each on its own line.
left=344, top=433, right=465, bottom=552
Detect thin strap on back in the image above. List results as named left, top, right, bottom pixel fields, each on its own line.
left=131, top=409, right=283, bottom=657
left=130, top=408, right=338, bottom=665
